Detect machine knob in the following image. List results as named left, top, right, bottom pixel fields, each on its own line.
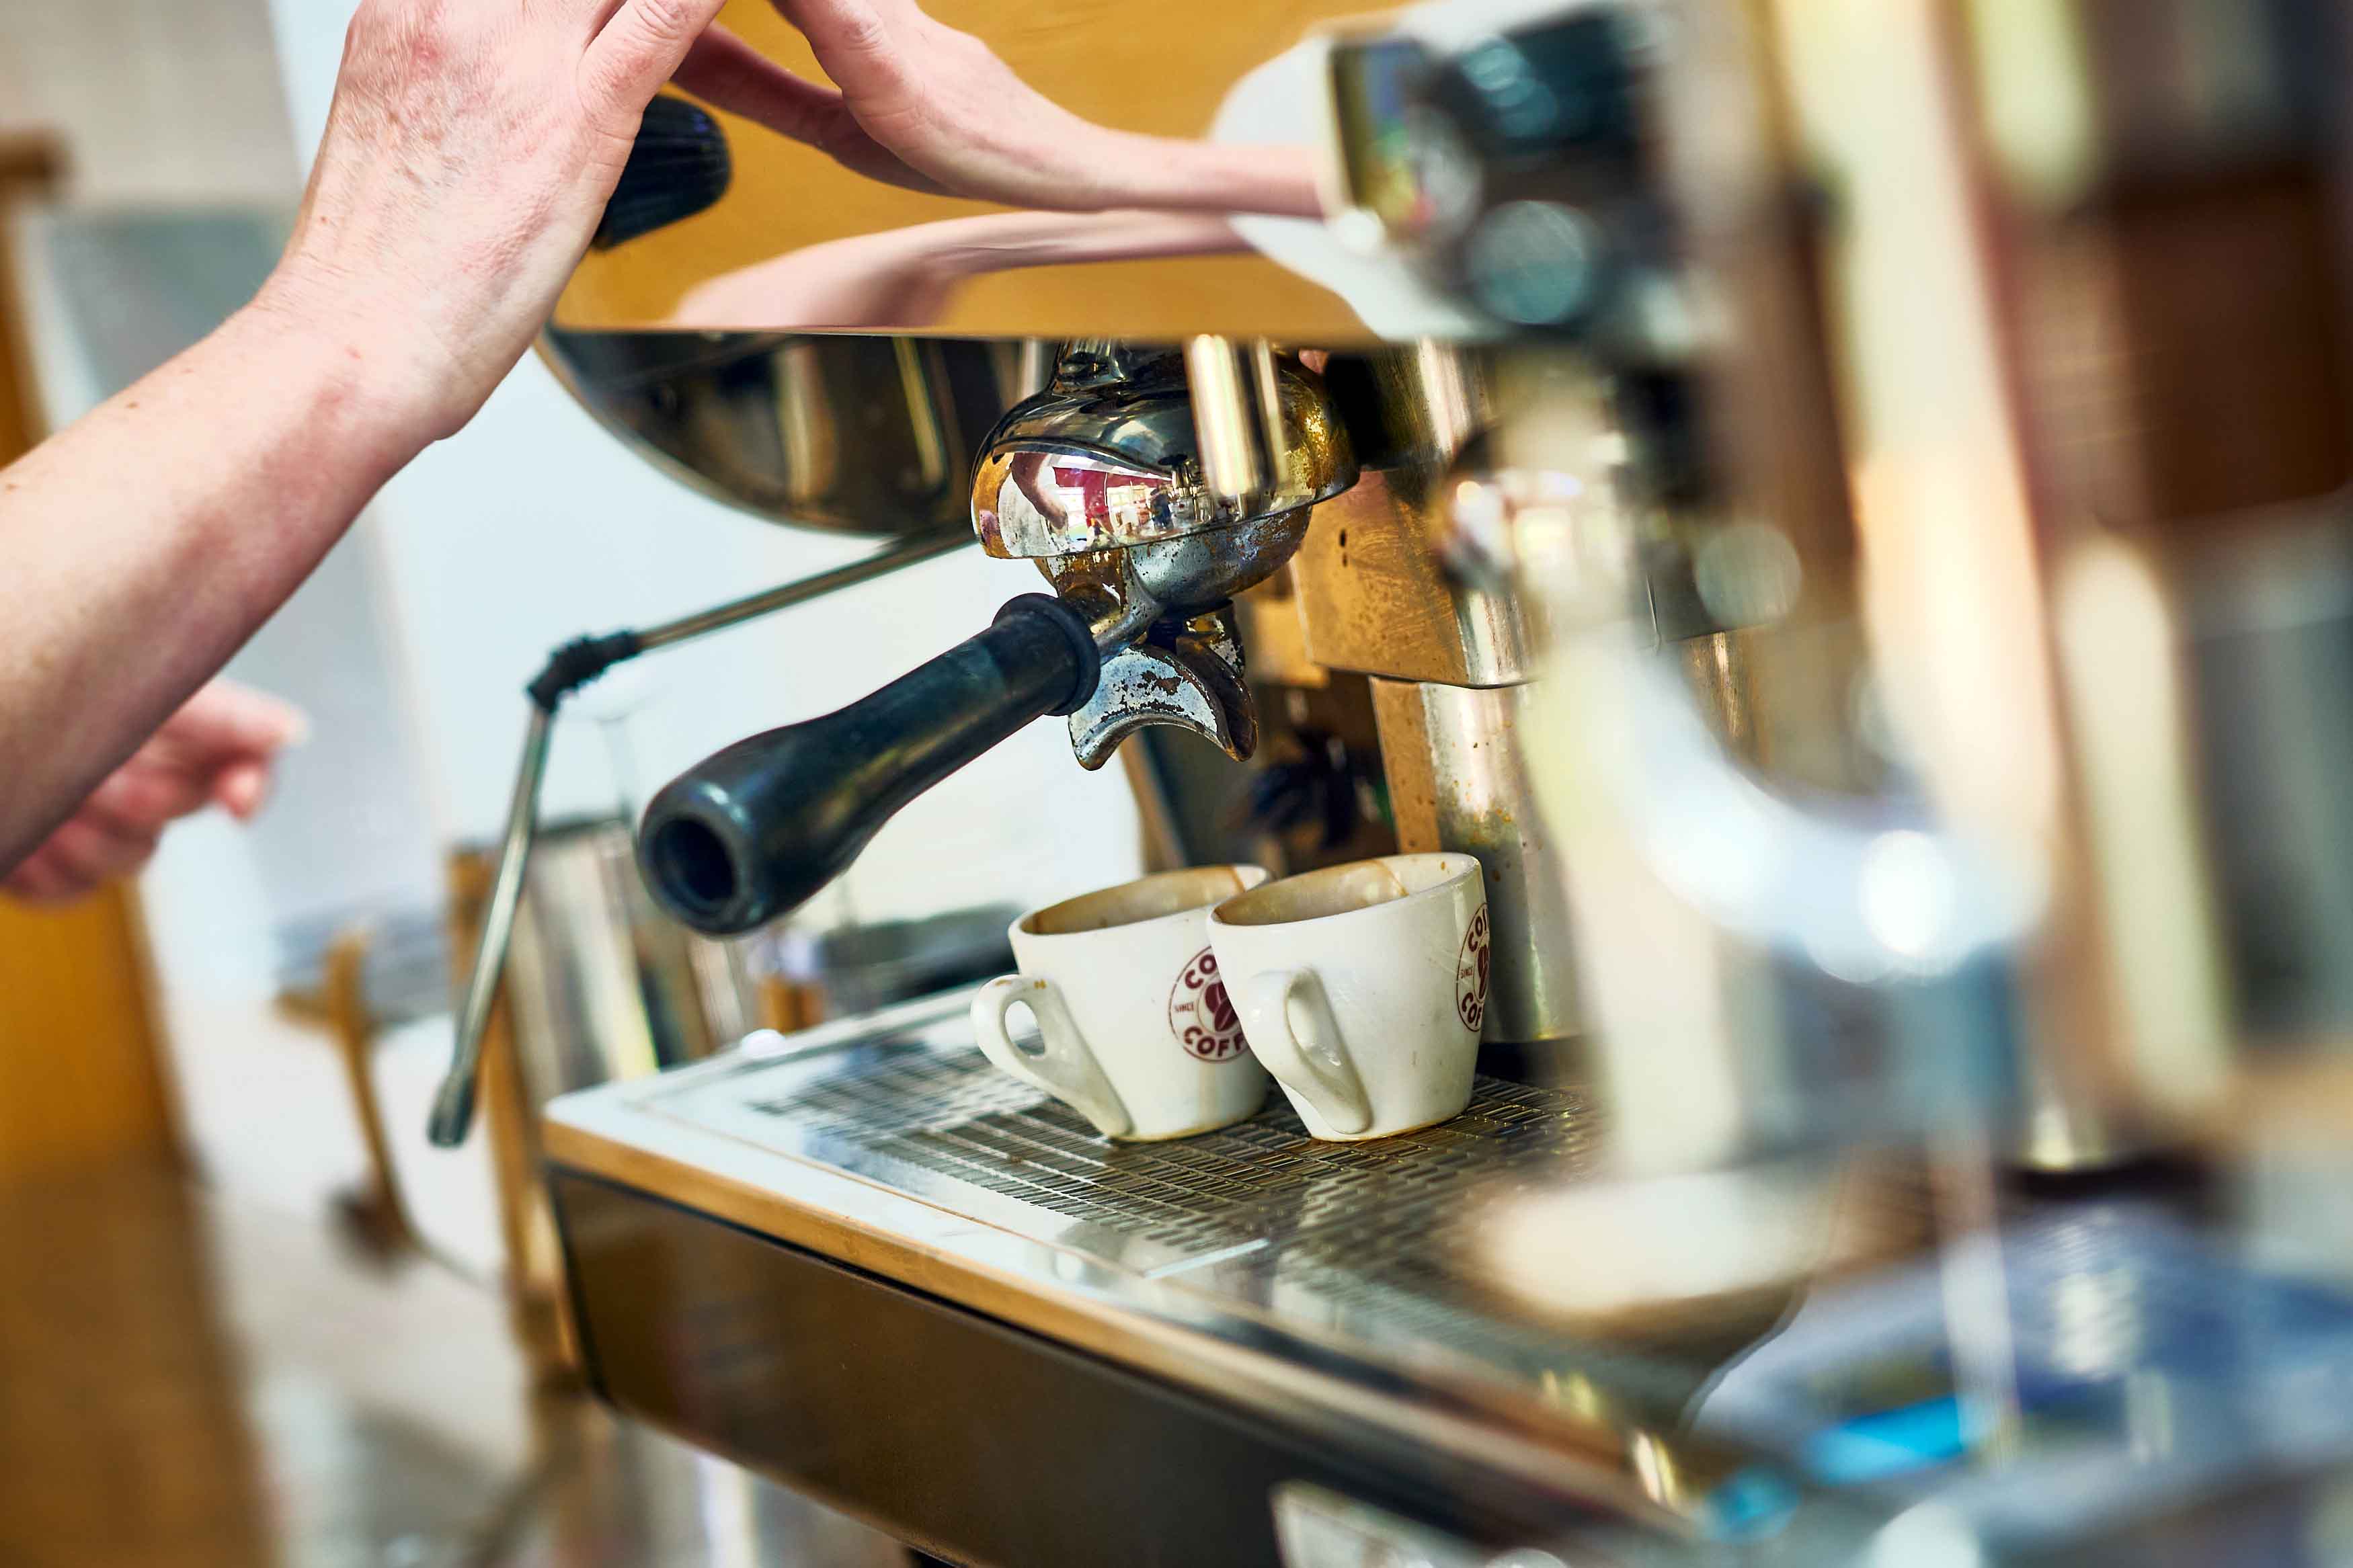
left=638, top=597, right=1102, bottom=934
left=594, top=95, right=733, bottom=250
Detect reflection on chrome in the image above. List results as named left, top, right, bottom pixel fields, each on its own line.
left=672, top=0, right=1326, bottom=220
left=668, top=211, right=1248, bottom=331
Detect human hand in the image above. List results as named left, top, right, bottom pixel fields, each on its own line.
left=2, top=684, right=307, bottom=907
left=674, top=225, right=963, bottom=329
left=668, top=210, right=1244, bottom=329
left=675, top=0, right=1324, bottom=218
left=256, top=0, right=737, bottom=444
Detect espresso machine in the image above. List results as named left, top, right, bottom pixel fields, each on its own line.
left=433, top=0, right=2353, bottom=1562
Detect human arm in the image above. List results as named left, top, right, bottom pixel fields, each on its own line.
left=0, top=0, right=733, bottom=876
left=3, top=683, right=305, bottom=905
left=673, top=2, right=1326, bottom=218
left=669, top=208, right=1246, bottom=329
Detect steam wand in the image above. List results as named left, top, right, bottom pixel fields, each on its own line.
left=425, top=532, right=971, bottom=1149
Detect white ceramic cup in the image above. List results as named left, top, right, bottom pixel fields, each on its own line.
left=1209, top=853, right=1490, bottom=1141
left=971, top=865, right=1273, bottom=1141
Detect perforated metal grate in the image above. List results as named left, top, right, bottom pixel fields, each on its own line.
left=750, top=1044, right=1598, bottom=1261
left=609, top=1007, right=1781, bottom=1415
left=707, top=1037, right=1686, bottom=1401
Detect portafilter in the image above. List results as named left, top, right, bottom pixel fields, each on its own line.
left=637, top=342, right=1359, bottom=936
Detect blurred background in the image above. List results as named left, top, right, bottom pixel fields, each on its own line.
left=0, top=3, right=1141, bottom=1562
left=24, top=0, right=2353, bottom=1563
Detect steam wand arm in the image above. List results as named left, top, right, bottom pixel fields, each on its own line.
left=425, top=532, right=970, bottom=1149
left=428, top=702, right=556, bottom=1149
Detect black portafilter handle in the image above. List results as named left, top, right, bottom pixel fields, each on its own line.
left=638, top=596, right=1103, bottom=936
left=594, top=95, right=732, bottom=250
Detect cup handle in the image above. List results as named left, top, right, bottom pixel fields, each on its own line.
left=971, top=976, right=1135, bottom=1139
left=1235, top=968, right=1373, bottom=1136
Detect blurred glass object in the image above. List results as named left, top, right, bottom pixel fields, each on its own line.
left=760, top=905, right=1019, bottom=1020
left=499, top=816, right=767, bottom=1103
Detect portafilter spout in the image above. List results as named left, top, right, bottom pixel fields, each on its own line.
left=636, top=343, right=1359, bottom=937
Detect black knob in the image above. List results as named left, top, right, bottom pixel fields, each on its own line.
left=638, top=597, right=1101, bottom=935
left=594, top=95, right=733, bottom=251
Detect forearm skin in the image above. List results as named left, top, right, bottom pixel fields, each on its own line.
left=0, top=292, right=434, bottom=869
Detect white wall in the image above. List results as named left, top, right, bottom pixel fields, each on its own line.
left=262, top=0, right=1143, bottom=923
left=0, top=0, right=298, bottom=205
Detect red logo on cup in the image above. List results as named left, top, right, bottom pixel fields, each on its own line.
left=1456, top=905, right=1491, bottom=1034
left=1168, top=946, right=1248, bottom=1062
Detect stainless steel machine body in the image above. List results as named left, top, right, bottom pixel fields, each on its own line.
left=547, top=994, right=2353, bottom=1567
left=510, top=0, right=2353, bottom=1561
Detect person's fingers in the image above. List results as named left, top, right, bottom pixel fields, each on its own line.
left=768, top=0, right=908, bottom=96
left=580, top=0, right=630, bottom=36
left=584, top=0, right=734, bottom=120
left=212, top=761, right=275, bottom=822
left=674, top=28, right=849, bottom=144
left=153, top=682, right=308, bottom=769
left=677, top=27, right=946, bottom=195
left=80, top=760, right=216, bottom=837
left=36, top=817, right=162, bottom=891
left=3, top=852, right=84, bottom=906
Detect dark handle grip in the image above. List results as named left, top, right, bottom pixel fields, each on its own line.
left=638, top=598, right=1099, bottom=935
left=595, top=95, right=733, bottom=251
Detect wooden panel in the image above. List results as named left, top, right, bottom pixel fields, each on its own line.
left=0, top=898, right=177, bottom=1175
left=0, top=138, right=61, bottom=463
left=0, top=1166, right=273, bottom=1568
left=0, top=134, right=180, bottom=1178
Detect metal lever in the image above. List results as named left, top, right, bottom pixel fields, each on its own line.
left=426, top=532, right=969, bottom=1149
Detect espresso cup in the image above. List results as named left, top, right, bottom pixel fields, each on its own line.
left=1209, top=854, right=1489, bottom=1141
left=971, top=865, right=1273, bottom=1141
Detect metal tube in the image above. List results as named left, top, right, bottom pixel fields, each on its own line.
left=429, top=703, right=555, bottom=1148
left=1184, top=335, right=1271, bottom=504
left=635, top=531, right=969, bottom=653
left=1088, top=591, right=1162, bottom=653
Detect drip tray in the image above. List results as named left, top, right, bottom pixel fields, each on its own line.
left=546, top=993, right=1733, bottom=1430
left=547, top=993, right=2353, bottom=1560
left=750, top=1042, right=1592, bottom=1286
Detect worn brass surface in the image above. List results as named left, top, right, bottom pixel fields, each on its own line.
left=557, top=0, right=1379, bottom=339
left=1283, top=343, right=1549, bottom=686
left=1070, top=606, right=1257, bottom=768
left=1293, top=468, right=1544, bottom=688
left=1371, top=678, right=1581, bottom=1046
left=1236, top=567, right=1327, bottom=689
